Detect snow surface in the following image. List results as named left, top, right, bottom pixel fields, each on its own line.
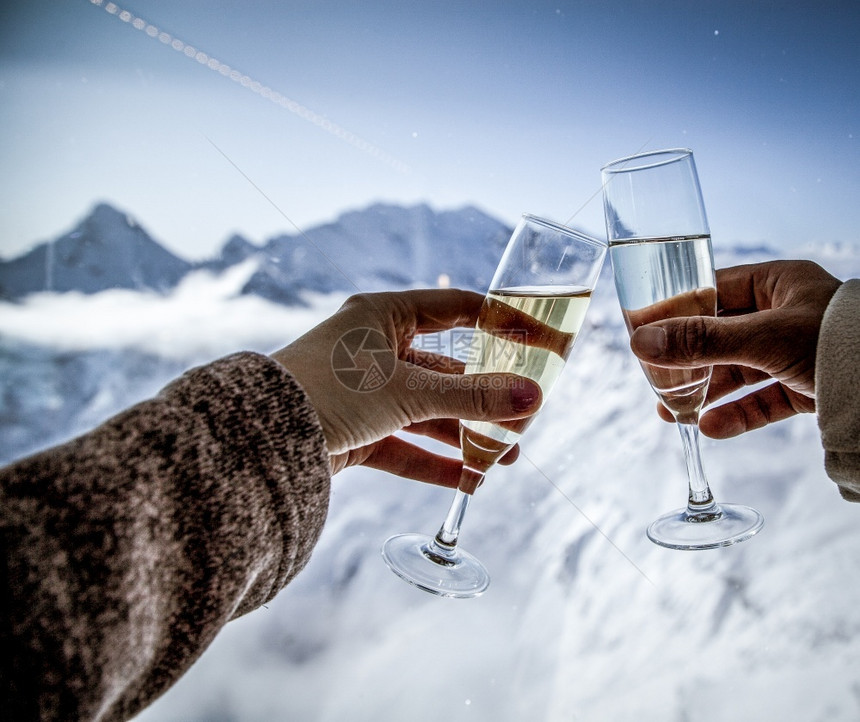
left=2, top=242, right=860, bottom=721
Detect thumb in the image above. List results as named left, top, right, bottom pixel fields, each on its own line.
left=629, top=313, right=773, bottom=369
left=409, top=371, right=543, bottom=422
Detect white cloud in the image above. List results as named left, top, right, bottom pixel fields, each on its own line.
left=0, top=264, right=347, bottom=359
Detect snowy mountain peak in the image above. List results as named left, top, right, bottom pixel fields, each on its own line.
left=256, top=202, right=513, bottom=301
left=87, top=201, right=138, bottom=229
left=220, top=233, right=259, bottom=260
left=0, top=202, right=192, bottom=300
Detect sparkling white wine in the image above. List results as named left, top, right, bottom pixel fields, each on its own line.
left=610, top=234, right=716, bottom=422
left=458, top=286, right=592, bottom=492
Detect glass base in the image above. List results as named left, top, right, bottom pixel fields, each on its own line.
left=647, top=503, right=764, bottom=550
left=381, top=532, right=490, bottom=598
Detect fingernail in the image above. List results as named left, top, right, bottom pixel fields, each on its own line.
left=633, top=325, right=666, bottom=359
left=511, top=380, right=541, bottom=413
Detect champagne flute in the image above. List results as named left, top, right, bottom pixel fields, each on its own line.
left=601, top=148, right=764, bottom=549
left=382, top=215, right=607, bottom=597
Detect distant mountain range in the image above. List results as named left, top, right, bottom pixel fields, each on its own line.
left=0, top=202, right=517, bottom=304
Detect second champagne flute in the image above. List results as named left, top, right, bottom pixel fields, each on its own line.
left=382, top=214, right=607, bottom=597
left=602, top=148, right=764, bottom=550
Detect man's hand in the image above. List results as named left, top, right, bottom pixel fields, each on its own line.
left=629, top=260, right=842, bottom=437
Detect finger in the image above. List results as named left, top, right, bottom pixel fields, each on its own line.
left=358, top=436, right=462, bottom=487
left=367, top=288, right=484, bottom=334
left=406, top=288, right=486, bottom=333
left=404, top=418, right=463, bottom=447
left=655, top=402, right=674, bottom=423
left=715, top=260, right=839, bottom=315
left=714, top=264, right=767, bottom=313
left=496, top=444, right=520, bottom=465
left=704, top=365, right=771, bottom=405
left=629, top=311, right=783, bottom=371
left=403, top=347, right=466, bottom=374
left=698, top=382, right=810, bottom=439
left=403, top=419, right=521, bottom=465
left=397, top=366, right=543, bottom=422
left=654, top=365, right=783, bottom=423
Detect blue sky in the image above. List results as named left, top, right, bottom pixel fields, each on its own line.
left=1, top=0, right=858, bottom=259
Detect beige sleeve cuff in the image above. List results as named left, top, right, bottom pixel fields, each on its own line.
left=816, top=279, right=860, bottom=500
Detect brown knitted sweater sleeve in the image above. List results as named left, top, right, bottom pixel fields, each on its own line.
left=1, top=352, right=331, bottom=721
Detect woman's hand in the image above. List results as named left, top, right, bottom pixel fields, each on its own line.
left=272, top=289, right=542, bottom=486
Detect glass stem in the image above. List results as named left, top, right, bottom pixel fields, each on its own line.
left=675, top=421, right=717, bottom=515
left=433, top=489, right=472, bottom=551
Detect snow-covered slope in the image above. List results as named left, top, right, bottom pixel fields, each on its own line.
left=2, top=208, right=859, bottom=721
